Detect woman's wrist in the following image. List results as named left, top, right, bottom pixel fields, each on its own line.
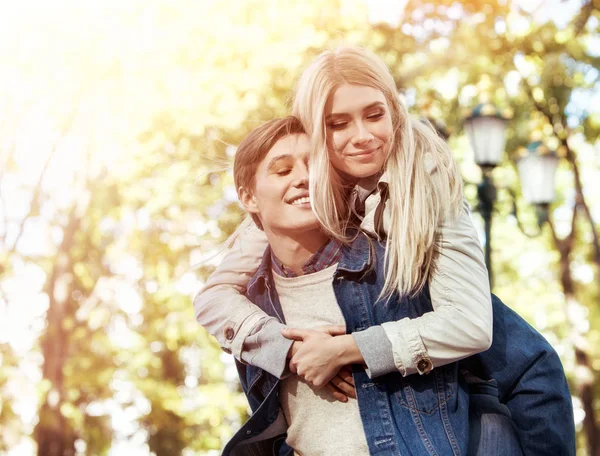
left=333, top=334, right=364, bottom=366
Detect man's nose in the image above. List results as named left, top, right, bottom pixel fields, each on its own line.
left=294, top=175, right=308, bottom=188
left=292, top=165, right=309, bottom=187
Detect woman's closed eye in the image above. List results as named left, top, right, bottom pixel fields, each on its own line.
left=327, top=121, right=348, bottom=131
left=367, top=111, right=385, bottom=121
left=275, top=168, right=291, bottom=176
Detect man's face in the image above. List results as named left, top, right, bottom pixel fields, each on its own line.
left=243, top=134, right=318, bottom=235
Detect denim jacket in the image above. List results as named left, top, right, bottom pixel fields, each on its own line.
left=224, top=232, right=469, bottom=456
left=223, top=233, right=575, bottom=456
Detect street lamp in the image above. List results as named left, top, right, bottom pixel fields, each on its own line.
left=464, top=103, right=511, bottom=285
left=463, top=103, right=558, bottom=287
left=464, top=103, right=511, bottom=169
left=515, top=141, right=559, bottom=230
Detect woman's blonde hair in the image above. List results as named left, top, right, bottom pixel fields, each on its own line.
left=292, top=45, right=463, bottom=297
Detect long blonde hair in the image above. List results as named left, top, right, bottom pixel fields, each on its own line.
left=292, top=45, right=463, bottom=297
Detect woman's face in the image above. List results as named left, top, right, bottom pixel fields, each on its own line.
left=325, top=83, right=394, bottom=180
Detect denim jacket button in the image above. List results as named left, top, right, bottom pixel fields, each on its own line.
left=417, top=358, right=432, bottom=374
left=224, top=327, right=235, bottom=341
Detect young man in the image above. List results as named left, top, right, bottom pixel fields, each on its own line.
left=218, top=116, right=574, bottom=456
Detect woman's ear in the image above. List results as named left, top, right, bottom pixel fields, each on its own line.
left=238, top=186, right=260, bottom=215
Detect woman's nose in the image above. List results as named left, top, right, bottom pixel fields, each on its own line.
left=351, top=122, right=374, bottom=145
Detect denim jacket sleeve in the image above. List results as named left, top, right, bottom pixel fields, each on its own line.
left=193, top=217, right=292, bottom=377
left=361, top=157, right=493, bottom=376
left=460, top=295, right=576, bottom=456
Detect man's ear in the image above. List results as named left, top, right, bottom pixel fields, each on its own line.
left=238, top=186, right=260, bottom=215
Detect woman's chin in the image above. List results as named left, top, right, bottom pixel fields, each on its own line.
left=346, top=166, right=382, bottom=180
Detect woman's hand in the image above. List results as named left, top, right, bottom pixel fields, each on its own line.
left=286, top=325, right=345, bottom=360
left=285, top=326, right=356, bottom=401
left=282, top=328, right=343, bottom=387
left=281, top=326, right=362, bottom=393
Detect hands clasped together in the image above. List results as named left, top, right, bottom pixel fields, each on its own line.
left=281, top=325, right=360, bottom=402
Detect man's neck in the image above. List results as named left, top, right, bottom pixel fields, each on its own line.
left=265, top=228, right=329, bottom=276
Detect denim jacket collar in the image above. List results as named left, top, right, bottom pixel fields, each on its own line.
left=247, top=246, right=275, bottom=298
left=336, top=230, right=374, bottom=274
left=248, top=231, right=374, bottom=293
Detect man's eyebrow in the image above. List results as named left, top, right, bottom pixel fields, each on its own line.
left=266, top=154, right=293, bottom=171
left=327, top=101, right=386, bottom=118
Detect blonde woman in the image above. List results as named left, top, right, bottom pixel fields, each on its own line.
left=278, top=46, right=491, bottom=381
left=196, top=45, right=492, bottom=386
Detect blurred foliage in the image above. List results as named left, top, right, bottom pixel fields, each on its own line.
left=0, top=0, right=598, bottom=455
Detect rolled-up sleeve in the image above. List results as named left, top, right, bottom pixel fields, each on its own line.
left=381, top=200, right=493, bottom=376
left=194, top=218, right=272, bottom=360
left=352, top=326, right=397, bottom=378
left=240, top=317, right=294, bottom=379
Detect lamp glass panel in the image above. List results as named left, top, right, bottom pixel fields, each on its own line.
left=517, top=154, right=558, bottom=204
left=465, top=116, right=507, bottom=166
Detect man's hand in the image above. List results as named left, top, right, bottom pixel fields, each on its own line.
left=327, top=366, right=356, bottom=402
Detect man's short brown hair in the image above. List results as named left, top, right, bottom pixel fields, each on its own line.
left=233, top=116, right=305, bottom=194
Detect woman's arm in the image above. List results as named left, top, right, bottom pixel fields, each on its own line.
left=194, top=218, right=293, bottom=377
left=355, top=151, right=492, bottom=377
left=281, top=328, right=364, bottom=387
left=379, top=198, right=493, bottom=376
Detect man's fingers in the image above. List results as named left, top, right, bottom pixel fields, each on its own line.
left=324, top=383, right=348, bottom=403
left=281, top=327, right=310, bottom=341
left=288, top=359, right=298, bottom=374
left=314, top=325, right=346, bottom=336
left=330, top=374, right=357, bottom=399
left=338, top=366, right=355, bottom=387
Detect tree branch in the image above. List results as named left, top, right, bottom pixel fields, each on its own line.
left=521, top=77, right=600, bottom=269
left=572, top=0, right=596, bottom=37
left=6, top=147, right=57, bottom=254
left=6, top=100, right=81, bottom=255
left=562, top=138, right=600, bottom=269
left=0, top=140, right=16, bottom=246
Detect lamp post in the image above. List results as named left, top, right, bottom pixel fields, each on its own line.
left=463, top=103, right=558, bottom=287
left=464, top=103, right=511, bottom=286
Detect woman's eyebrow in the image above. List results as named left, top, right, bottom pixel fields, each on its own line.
left=327, top=101, right=385, bottom=118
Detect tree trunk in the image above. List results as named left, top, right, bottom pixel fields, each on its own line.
left=34, top=208, right=80, bottom=456
left=555, top=233, right=599, bottom=456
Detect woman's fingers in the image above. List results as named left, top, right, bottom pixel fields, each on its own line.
left=314, top=325, right=346, bottom=336
left=286, top=340, right=301, bottom=360
left=281, top=327, right=312, bottom=341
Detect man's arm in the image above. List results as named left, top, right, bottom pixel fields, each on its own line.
left=460, top=294, right=576, bottom=456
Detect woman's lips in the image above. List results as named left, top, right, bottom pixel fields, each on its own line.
left=348, top=147, right=380, bottom=157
